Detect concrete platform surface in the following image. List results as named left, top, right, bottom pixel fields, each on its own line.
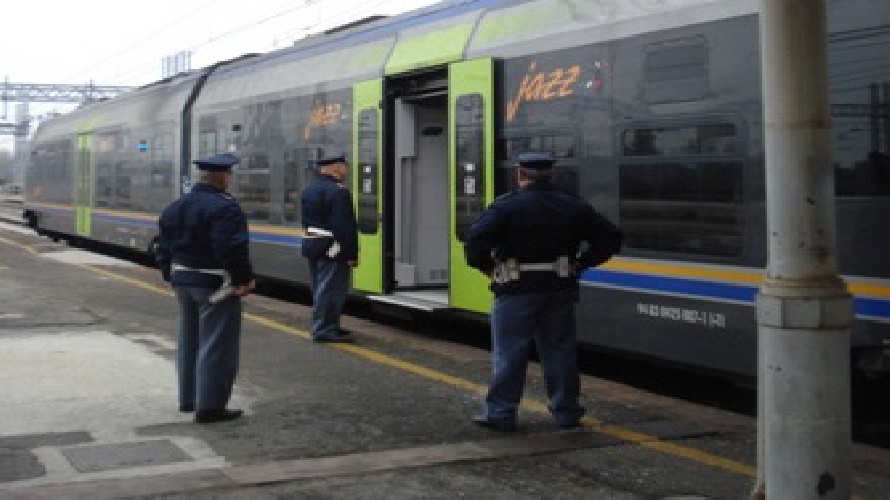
left=0, top=222, right=888, bottom=499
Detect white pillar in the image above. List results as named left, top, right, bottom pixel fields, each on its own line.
left=754, top=0, right=853, bottom=498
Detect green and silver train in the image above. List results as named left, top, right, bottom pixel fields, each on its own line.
left=25, top=0, right=890, bottom=380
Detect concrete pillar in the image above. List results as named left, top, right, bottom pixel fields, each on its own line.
left=753, top=0, right=854, bottom=498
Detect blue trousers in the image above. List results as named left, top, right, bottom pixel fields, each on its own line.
left=175, top=287, right=242, bottom=411
left=308, top=258, right=350, bottom=339
left=483, top=290, right=585, bottom=426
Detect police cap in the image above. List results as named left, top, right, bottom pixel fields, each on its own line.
left=194, top=153, right=240, bottom=171
left=315, top=153, right=347, bottom=168
left=515, top=152, right=555, bottom=170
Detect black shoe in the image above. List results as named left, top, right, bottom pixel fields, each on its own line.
left=313, top=333, right=355, bottom=343
left=195, top=409, right=243, bottom=424
left=557, top=420, right=583, bottom=430
left=179, top=404, right=194, bottom=413
left=472, top=414, right=517, bottom=432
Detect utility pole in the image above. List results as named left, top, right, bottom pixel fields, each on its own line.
left=754, top=0, right=853, bottom=498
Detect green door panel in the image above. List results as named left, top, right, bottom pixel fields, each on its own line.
left=75, top=133, right=93, bottom=237
left=449, top=58, right=495, bottom=313
left=351, top=79, right=384, bottom=294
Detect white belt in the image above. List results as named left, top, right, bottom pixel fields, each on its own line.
left=171, top=263, right=227, bottom=277
left=492, top=256, right=572, bottom=284
left=171, top=264, right=234, bottom=304
left=306, top=226, right=334, bottom=237
left=305, top=227, right=340, bottom=258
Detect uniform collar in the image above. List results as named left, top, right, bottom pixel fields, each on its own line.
left=194, top=182, right=226, bottom=193
left=522, top=180, right=554, bottom=191
left=320, top=174, right=343, bottom=183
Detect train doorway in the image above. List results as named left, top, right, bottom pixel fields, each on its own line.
left=393, top=94, right=449, bottom=294
left=351, top=58, right=495, bottom=313
left=379, top=69, right=452, bottom=310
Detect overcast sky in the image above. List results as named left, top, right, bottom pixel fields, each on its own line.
left=0, top=0, right=441, bottom=151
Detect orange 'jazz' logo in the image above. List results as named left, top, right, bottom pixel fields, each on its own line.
left=506, top=61, right=581, bottom=123
left=304, top=103, right=342, bottom=140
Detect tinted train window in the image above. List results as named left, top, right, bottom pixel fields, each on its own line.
left=620, top=162, right=744, bottom=257
left=622, top=123, right=738, bottom=156
left=233, top=172, right=270, bottom=222
left=501, top=134, right=579, bottom=194
left=504, top=135, right=574, bottom=159
left=644, top=37, right=708, bottom=103
left=357, top=109, right=378, bottom=234
left=455, top=94, right=485, bottom=241
left=831, top=84, right=890, bottom=197
left=199, top=131, right=218, bottom=158
left=620, top=122, right=744, bottom=257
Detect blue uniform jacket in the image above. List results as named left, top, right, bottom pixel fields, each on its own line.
left=156, top=183, right=254, bottom=287
left=300, top=174, right=359, bottom=262
left=464, top=181, right=623, bottom=295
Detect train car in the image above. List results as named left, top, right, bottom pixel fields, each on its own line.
left=24, top=0, right=890, bottom=381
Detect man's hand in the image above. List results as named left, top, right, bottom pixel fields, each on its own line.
left=233, top=279, right=256, bottom=297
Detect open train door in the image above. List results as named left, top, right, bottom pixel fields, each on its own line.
left=449, top=58, right=495, bottom=313
left=74, top=132, right=93, bottom=237
left=351, top=79, right=384, bottom=294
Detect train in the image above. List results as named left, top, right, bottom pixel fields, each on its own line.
left=23, top=0, right=890, bottom=382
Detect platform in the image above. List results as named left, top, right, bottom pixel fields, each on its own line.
left=0, top=221, right=888, bottom=499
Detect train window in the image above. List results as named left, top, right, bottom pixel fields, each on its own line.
left=357, top=108, right=378, bottom=234
left=96, top=163, right=114, bottom=208
left=247, top=153, right=269, bottom=170
left=199, top=131, right=218, bottom=158
left=151, top=134, right=174, bottom=189
left=503, top=135, right=575, bottom=160
left=623, top=123, right=738, bottom=156
left=233, top=172, right=270, bottom=221
left=455, top=94, right=485, bottom=242
left=619, top=161, right=744, bottom=257
left=644, top=37, right=708, bottom=103
left=501, top=134, right=578, bottom=193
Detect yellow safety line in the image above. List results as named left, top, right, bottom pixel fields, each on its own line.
left=0, top=236, right=38, bottom=255
left=0, top=235, right=756, bottom=477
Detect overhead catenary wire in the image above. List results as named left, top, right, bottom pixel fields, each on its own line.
left=100, top=0, right=410, bottom=86
left=62, top=0, right=221, bottom=84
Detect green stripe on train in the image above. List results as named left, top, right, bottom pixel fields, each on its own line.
left=385, top=23, right=476, bottom=76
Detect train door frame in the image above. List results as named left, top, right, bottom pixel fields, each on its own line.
left=352, top=58, right=496, bottom=312
left=381, top=67, right=452, bottom=308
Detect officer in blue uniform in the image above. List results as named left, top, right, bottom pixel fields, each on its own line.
left=156, top=153, right=255, bottom=424
left=464, top=152, right=622, bottom=431
left=300, top=153, right=359, bottom=343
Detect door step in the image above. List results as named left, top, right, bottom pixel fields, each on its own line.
left=366, top=290, right=449, bottom=312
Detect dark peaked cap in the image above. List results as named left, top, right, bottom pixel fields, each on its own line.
left=315, top=153, right=347, bottom=167
left=515, top=152, right=555, bottom=170
left=194, top=153, right=240, bottom=171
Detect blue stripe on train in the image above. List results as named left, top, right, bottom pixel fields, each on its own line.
left=30, top=209, right=890, bottom=319
left=580, top=268, right=890, bottom=320
left=91, top=213, right=304, bottom=246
